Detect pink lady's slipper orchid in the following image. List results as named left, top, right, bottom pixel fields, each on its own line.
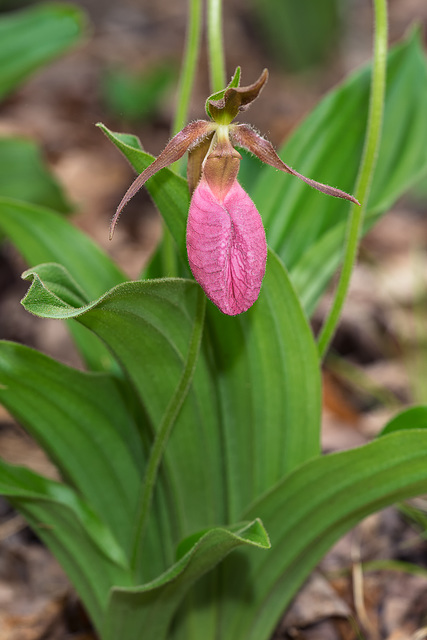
left=111, top=68, right=359, bottom=316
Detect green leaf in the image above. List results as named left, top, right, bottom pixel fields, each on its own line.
left=22, top=266, right=227, bottom=579
left=102, top=64, right=176, bottom=123
left=100, top=122, right=323, bottom=515
left=0, top=199, right=126, bottom=370
left=250, top=30, right=427, bottom=314
left=379, top=405, right=427, bottom=436
left=213, top=430, right=427, bottom=640
left=0, top=200, right=125, bottom=300
left=0, top=137, right=72, bottom=212
left=97, top=123, right=190, bottom=263
left=0, top=458, right=131, bottom=634
left=22, top=251, right=321, bottom=541
left=0, top=340, right=143, bottom=554
left=290, top=220, right=347, bottom=316
left=103, top=519, right=270, bottom=640
left=0, top=2, right=86, bottom=100
left=206, top=250, right=321, bottom=520
left=22, top=261, right=89, bottom=311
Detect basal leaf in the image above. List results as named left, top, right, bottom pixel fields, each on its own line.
left=0, top=137, right=72, bottom=212
left=250, top=30, right=427, bottom=314
left=206, top=249, right=321, bottom=520
left=0, top=2, right=86, bottom=100
left=0, top=340, right=143, bottom=554
left=22, top=265, right=226, bottom=580
left=0, top=458, right=131, bottom=633
left=0, top=199, right=126, bottom=370
left=379, top=405, right=427, bottom=436
left=103, top=520, right=269, bottom=640
left=217, top=430, right=427, bottom=640
left=0, top=200, right=126, bottom=300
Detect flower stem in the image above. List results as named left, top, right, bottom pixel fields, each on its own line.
left=317, top=0, right=388, bottom=361
left=163, top=0, right=203, bottom=277
left=131, top=288, right=206, bottom=577
left=207, top=0, right=226, bottom=92
left=173, top=0, right=203, bottom=135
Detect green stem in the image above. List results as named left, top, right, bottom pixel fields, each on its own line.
left=131, top=289, right=206, bottom=577
left=317, top=0, right=388, bottom=361
left=164, top=0, right=203, bottom=276
left=207, top=0, right=226, bottom=92
left=173, top=0, right=203, bottom=136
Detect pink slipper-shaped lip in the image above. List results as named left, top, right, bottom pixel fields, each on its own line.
left=186, top=176, right=267, bottom=315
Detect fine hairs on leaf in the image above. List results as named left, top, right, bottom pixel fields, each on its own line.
left=1, top=1, right=427, bottom=640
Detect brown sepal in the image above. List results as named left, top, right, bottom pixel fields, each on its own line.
left=231, top=124, right=360, bottom=206
left=110, top=120, right=215, bottom=238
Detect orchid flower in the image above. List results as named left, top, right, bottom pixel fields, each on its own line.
left=111, top=68, right=359, bottom=316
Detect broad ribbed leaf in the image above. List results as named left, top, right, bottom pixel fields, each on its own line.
left=0, top=2, right=86, bottom=100
left=22, top=265, right=225, bottom=580
left=250, top=30, right=427, bottom=313
left=0, top=198, right=126, bottom=370
left=210, top=430, right=427, bottom=640
left=0, top=200, right=125, bottom=299
left=0, top=459, right=131, bottom=634
left=170, top=252, right=323, bottom=640
left=103, top=520, right=270, bottom=640
left=380, top=406, right=427, bottom=436
left=0, top=138, right=72, bottom=212
left=0, top=340, right=142, bottom=554
left=206, top=249, right=321, bottom=520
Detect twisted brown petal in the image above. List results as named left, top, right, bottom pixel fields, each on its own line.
left=110, top=120, right=215, bottom=238
left=230, top=124, right=360, bottom=206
